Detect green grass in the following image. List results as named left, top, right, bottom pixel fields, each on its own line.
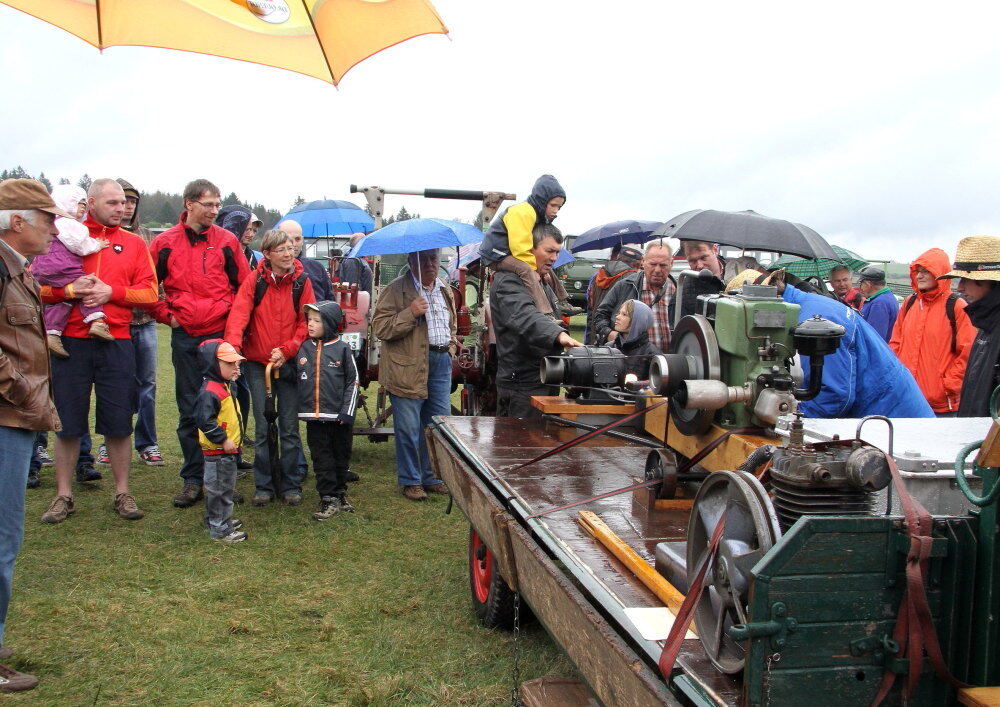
left=8, top=325, right=573, bottom=704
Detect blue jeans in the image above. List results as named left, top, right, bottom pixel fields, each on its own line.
left=244, top=361, right=305, bottom=496
left=131, top=322, right=158, bottom=451
left=0, top=425, right=35, bottom=647
left=390, top=350, right=451, bottom=487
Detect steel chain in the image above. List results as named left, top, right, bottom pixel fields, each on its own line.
left=764, top=652, right=780, bottom=705
left=510, top=591, right=522, bottom=706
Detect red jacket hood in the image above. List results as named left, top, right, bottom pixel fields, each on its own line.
left=910, top=248, right=952, bottom=302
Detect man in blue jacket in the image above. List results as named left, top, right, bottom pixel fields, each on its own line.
left=776, top=276, right=932, bottom=418
left=858, top=266, right=899, bottom=342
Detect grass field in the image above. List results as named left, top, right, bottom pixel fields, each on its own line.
left=7, top=325, right=574, bottom=705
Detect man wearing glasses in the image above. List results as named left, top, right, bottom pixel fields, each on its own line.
left=149, top=180, right=251, bottom=509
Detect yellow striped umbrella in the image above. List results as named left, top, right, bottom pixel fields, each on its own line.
left=1, top=0, right=448, bottom=85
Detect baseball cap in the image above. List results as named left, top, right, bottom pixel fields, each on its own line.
left=215, top=341, right=245, bottom=362
left=857, top=266, right=885, bottom=283
left=0, top=179, right=74, bottom=219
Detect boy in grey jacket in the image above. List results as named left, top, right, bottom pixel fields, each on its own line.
left=296, top=301, right=359, bottom=520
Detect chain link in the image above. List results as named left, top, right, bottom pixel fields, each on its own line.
left=763, top=652, right=780, bottom=705
left=510, top=591, right=522, bottom=706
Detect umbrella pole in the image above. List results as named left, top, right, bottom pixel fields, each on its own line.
left=264, top=362, right=283, bottom=500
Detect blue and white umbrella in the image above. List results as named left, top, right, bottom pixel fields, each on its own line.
left=347, top=218, right=484, bottom=257
left=279, top=199, right=374, bottom=238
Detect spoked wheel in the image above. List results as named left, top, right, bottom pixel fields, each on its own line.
left=469, top=527, right=515, bottom=629
left=686, top=470, right=781, bottom=674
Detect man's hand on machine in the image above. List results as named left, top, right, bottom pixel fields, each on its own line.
left=558, top=332, right=583, bottom=349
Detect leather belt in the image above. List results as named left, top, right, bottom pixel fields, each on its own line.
left=429, top=344, right=450, bottom=353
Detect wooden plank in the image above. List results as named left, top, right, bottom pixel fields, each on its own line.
left=959, top=686, right=1000, bottom=706
left=578, top=511, right=687, bottom=614
left=507, top=520, right=682, bottom=706
left=976, top=423, right=1000, bottom=468
left=531, top=395, right=636, bottom=416
left=659, top=417, right=778, bottom=473
left=520, top=677, right=600, bottom=707
left=776, top=531, right=889, bottom=575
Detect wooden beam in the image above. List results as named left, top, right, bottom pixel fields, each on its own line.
left=531, top=395, right=636, bottom=416
left=959, top=686, right=1000, bottom=706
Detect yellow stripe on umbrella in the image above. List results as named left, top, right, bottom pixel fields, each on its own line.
left=1, top=0, right=448, bottom=85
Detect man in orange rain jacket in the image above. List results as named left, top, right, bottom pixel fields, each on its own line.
left=889, top=248, right=977, bottom=416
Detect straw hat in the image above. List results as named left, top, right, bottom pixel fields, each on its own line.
left=725, top=268, right=778, bottom=292
left=939, top=236, right=1000, bottom=281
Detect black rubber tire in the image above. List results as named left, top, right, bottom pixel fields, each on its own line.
left=468, top=526, right=516, bottom=629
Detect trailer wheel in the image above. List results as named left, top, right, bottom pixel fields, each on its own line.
left=469, top=527, right=516, bottom=629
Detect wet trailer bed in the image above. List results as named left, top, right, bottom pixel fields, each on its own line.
left=427, top=415, right=742, bottom=706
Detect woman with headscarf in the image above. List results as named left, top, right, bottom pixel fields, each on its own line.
left=610, top=299, right=661, bottom=379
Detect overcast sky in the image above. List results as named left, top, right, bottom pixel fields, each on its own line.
left=3, top=0, right=1000, bottom=262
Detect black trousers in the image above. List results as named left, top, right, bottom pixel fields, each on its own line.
left=172, top=328, right=224, bottom=485
left=497, top=384, right=556, bottom=420
left=306, top=421, right=353, bottom=497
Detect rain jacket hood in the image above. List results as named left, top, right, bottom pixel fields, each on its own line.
left=115, top=178, right=142, bottom=231
left=910, top=248, right=952, bottom=303
left=216, top=205, right=252, bottom=243
left=51, top=184, right=86, bottom=217
left=305, top=300, right=344, bottom=340
left=594, top=260, right=637, bottom=290
left=198, top=338, right=228, bottom=383
left=621, top=300, right=653, bottom=345
left=525, top=175, right=566, bottom=222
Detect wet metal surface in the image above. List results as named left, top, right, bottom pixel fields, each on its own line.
left=438, top=416, right=691, bottom=608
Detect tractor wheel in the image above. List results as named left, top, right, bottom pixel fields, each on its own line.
left=468, top=527, right=516, bottom=629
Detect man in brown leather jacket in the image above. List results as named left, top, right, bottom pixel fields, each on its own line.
left=0, top=178, right=66, bottom=693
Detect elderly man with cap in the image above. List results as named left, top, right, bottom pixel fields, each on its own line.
left=0, top=179, right=65, bottom=692
left=857, top=265, right=899, bottom=342
left=938, top=236, right=1000, bottom=417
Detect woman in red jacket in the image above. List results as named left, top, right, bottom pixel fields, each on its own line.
left=889, top=247, right=977, bottom=416
left=225, top=229, right=315, bottom=505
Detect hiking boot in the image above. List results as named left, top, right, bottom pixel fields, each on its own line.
left=312, top=496, right=340, bottom=521
left=35, top=445, right=54, bottom=467
left=424, top=481, right=450, bottom=495
left=26, top=468, right=40, bottom=489
left=402, top=485, right=428, bottom=502
left=233, top=490, right=244, bottom=505
left=560, top=303, right=585, bottom=317
left=88, top=319, right=114, bottom=341
left=138, top=445, right=165, bottom=466
left=338, top=494, right=355, bottom=513
left=236, top=456, right=253, bottom=470
left=0, top=662, right=38, bottom=693
left=213, top=529, right=247, bottom=544
left=47, top=334, right=69, bottom=359
left=75, top=462, right=101, bottom=483
left=283, top=492, right=302, bottom=506
left=345, top=469, right=360, bottom=483
left=252, top=492, right=272, bottom=506
left=173, top=484, right=203, bottom=508
left=41, top=495, right=75, bottom=524
left=114, top=493, right=144, bottom=520
left=97, top=444, right=110, bottom=466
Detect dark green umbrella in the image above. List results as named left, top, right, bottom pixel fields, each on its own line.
left=771, top=245, right=869, bottom=278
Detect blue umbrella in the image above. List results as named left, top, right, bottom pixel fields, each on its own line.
left=279, top=199, right=374, bottom=238
left=571, top=219, right=664, bottom=253
left=348, top=218, right=484, bottom=257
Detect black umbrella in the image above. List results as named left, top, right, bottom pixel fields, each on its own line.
left=651, top=209, right=840, bottom=261
left=264, top=362, right=282, bottom=498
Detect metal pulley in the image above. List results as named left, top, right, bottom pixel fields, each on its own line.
left=649, top=314, right=723, bottom=436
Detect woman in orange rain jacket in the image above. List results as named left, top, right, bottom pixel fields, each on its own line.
left=889, top=247, right=978, bottom=415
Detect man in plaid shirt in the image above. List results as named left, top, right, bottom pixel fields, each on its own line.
left=593, top=241, right=676, bottom=351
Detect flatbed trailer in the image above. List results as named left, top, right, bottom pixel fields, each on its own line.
left=428, top=414, right=737, bottom=705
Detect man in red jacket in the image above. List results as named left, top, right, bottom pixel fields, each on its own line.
left=39, top=178, right=159, bottom=524
left=890, top=248, right=977, bottom=416
left=149, top=179, right=251, bottom=508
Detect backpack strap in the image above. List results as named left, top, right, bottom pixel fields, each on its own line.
left=253, top=271, right=309, bottom=311
left=252, top=273, right=269, bottom=308
left=903, top=292, right=917, bottom=315
left=946, top=292, right=958, bottom=355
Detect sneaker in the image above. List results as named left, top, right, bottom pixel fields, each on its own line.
left=88, top=319, right=114, bottom=341
left=75, top=462, right=101, bottom=483
left=26, top=468, right=40, bottom=489
left=97, top=444, right=110, bottom=466
left=47, top=334, right=69, bottom=359
left=41, top=495, right=75, bottom=524
left=252, top=492, right=272, bottom=507
left=345, top=469, right=360, bottom=483
left=424, top=481, right=450, bottom=495
left=138, top=445, right=165, bottom=466
left=35, top=445, right=54, bottom=467
left=229, top=518, right=244, bottom=531
left=172, top=484, right=203, bottom=508
left=560, top=304, right=585, bottom=317
left=236, top=456, right=254, bottom=470
left=0, top=662, right=38, bottom=693
left=338, top=494, right=355, bottom=513
left=402, top=485, right=428, bottom=502
left=312, top=496, right=340, bottom=521
left=213, top=529, right=247, bottom=544
left=114, top=493, right=144, bottom=520
left=283, top=492, right=302, bottom=506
